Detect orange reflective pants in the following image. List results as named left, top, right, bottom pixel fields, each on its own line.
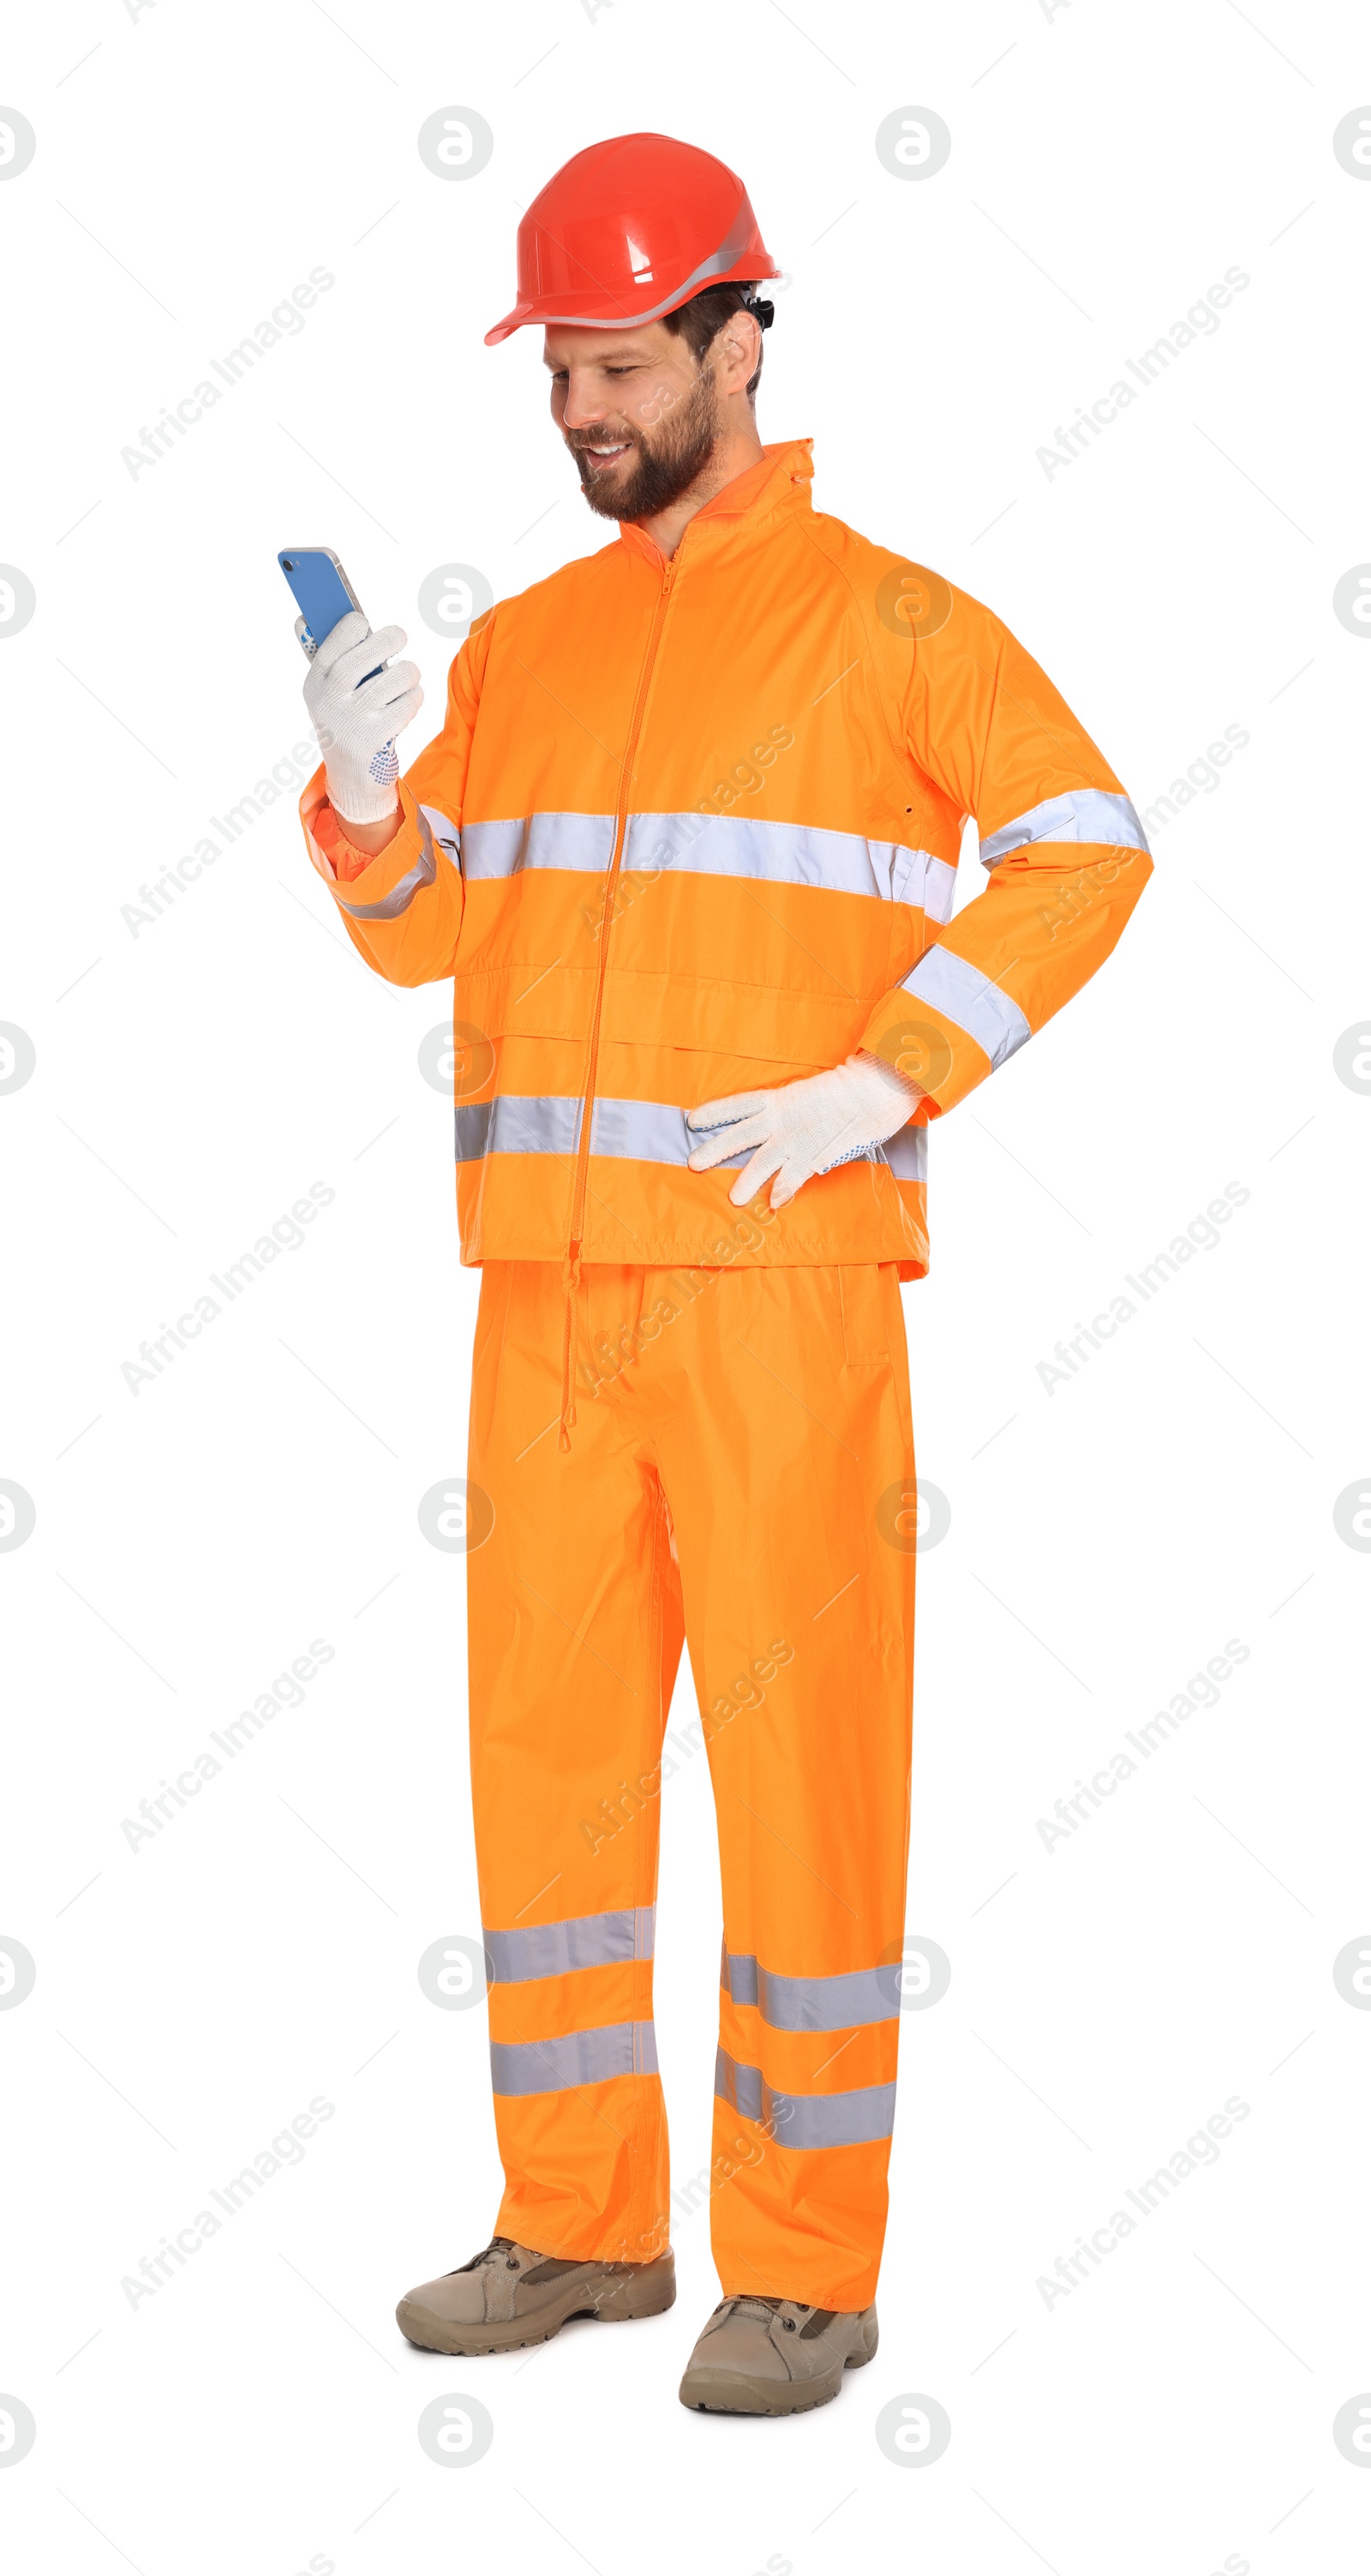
left=468, top=1255, right=916, bottom=2312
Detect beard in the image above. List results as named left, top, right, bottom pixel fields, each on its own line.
left=566, top=367, right=724, bottom=521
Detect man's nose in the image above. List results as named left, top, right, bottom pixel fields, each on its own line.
left=561, top=386, right=616, bottom=433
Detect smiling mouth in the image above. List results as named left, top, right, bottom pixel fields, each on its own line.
left=581, top=441, right=631, bottom=466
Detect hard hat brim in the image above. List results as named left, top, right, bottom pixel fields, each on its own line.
left=484, top=256, right=782, bottom=347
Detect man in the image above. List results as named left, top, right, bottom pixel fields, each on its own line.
left=296, top=132, right=1151, bottom=2417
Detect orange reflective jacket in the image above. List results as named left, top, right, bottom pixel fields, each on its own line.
left=301, top=439, right=1151, bottom=1276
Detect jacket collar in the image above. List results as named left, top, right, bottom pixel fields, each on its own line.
left=616, top=439, right=814, bottom=568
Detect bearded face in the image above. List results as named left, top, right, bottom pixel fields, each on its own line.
left=560, top=361, right=726, bottom=523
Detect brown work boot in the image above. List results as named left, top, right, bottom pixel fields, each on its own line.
left=678, top=2292, right=878, bottom=2414
left=396, top=2237, right=676, bottom=2356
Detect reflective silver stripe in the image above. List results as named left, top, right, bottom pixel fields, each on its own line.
left=490, top=2020, right=658, bottom=2097
left=452, top=808, right=955, bottom=915
left=714, top=2047, right=895, bottom=2149
left=883, top=1124, right=927, bottom=1183
left=624, top=813, right=956, bottom=917
left=456, top=1092, right=924, bottom=1180
left=893, top=844, right=958, bottom=923
left=592, top=1097, right=751, bottom=1167
left=457, top=1096, right=578, bottom=1161
left=461, top=813, right=614, bottom=880
left=979, top=789, right=1149, bottom=868
left=721, top=1946, right=901, bottom=2030
left=900, top=947, right=1031, bottom=1070
left=418, top=804, right=461, bottom=865
left=455, top=1095, right=749, bottom=1168
left=484, top=1905, right=656, bottom=1985
left=336, top=804, right=438, bottom=922
left=593, top=1098, right=699, bottom=1162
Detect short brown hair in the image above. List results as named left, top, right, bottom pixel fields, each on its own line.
left=662, top=284, right=769, bottom=400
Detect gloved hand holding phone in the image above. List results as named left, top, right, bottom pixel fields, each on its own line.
left=278, top=548, right=422, bottom=832
left=299, top=609, right=422, bottom=826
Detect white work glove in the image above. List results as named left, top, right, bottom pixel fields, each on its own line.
left=298, top=607, right=423, bottom=825
left=687, top=1054, right=923, bottom=1210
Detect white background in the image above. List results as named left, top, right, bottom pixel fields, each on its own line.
left=2, top=2, right=1369, bottom=2569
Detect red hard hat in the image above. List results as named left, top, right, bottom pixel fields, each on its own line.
left=485, top=131, right=781, bottom=345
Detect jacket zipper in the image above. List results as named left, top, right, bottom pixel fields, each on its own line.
left=566, top=549, right=680, bottom=1268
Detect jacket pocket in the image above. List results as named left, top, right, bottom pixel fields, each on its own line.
left=838, top=1264, right=891, bottom=1366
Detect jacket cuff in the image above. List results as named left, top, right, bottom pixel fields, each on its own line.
left=859, top=946, right=1032, bottom=1118
left=299, top=765, right=434, bottom=917
left=309, top=798, right=374, bottom=885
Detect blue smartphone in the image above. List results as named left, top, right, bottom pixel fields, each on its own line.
left=278, top=547, right=382, bottom=681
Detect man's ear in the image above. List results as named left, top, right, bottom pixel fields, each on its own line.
left=715, top=312, right=762, bottom=394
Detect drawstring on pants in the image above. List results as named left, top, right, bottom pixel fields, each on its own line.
left=559, top=1249, right=582, bottom=1452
